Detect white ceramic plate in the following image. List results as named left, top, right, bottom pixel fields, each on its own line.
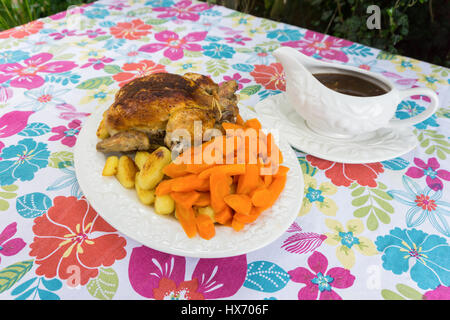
left=74, top=104, right=303, bottom=258
left=255, top=93, right=418, bottom=164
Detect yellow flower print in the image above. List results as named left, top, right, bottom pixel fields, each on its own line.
left=324, top=219, right=378, bottom=269
left=78, top=47, right=107, bottom=61
left=79, top=85, right=115, bottom=105
left=417, top=73, right=446, bottom=90
left=392, top=57, right=422, bottom=73
left=231, top=13, right=254, bottom=28
left=172, top=59, right=202, bottom=74
left=299, top=175, right=338, bottom=216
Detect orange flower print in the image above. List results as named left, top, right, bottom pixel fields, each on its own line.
left=113, top=59, right=166, bottom=87
left=29, top=196, right=127, bottom=286
left=0, top=21, right=44, bottom=39
left=250, top=63, right=286, bottom=91
left=109, top=19, right=152, bottom=40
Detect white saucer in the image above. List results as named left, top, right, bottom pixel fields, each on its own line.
left=254, top=93, right=418, bottom=164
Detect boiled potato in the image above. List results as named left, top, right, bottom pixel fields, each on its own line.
left=197, top=206, right=215, bottom=223
left=154, top=194, right=175, bottom=215
left=134, top=151, right=151, bottom=171
left=102, top=156, right=119, bottom=176
left=137, top=146, right=171, bottom=190
left=135, top=173, right=155, bottom=205
left=115, top=155, right=138, bottom=189
left=96, top=118, right=109, bottom=139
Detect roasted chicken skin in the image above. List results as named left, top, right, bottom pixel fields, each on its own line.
left=96, top=72, right=238, bottom=153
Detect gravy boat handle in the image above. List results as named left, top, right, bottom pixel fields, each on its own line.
left=388, top=87, right=439, bottom=128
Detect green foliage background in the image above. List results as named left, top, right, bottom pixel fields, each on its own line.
left=0, top=0, right=448, bottom=67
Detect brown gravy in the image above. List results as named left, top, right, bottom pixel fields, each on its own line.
left=313, top=73, right=388, bottom=97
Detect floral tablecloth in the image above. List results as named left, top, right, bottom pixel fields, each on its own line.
left=0, top=0, right=449, bottom=301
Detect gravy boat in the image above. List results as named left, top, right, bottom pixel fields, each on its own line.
left=273, top=46, right=439, bottom=139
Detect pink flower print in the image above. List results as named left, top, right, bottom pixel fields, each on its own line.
left=49, top=29, right=77, bottom=40
left=225, top=34, right=251, bottom=46
left=81, top=57, right=114, bottom=70
left=128, top=246, right=247, bottom=300
left=0, top=53, right=77, bottom=90
left=153, top=0, right=210, bottom=22
left=0, top=85, right=13, bottom=103
left=83, top=28, right=107, bottom=39
left=0, top=222, right=26, bottom=263
left=139, top=30, right=207, bottom=61
left=283, top=30, right=352, bottom=63
left=49, top=120, right=81, bottom=147
left=0, top=111, right=33, bottom=138
left=221, top=73, right=251, bottom=90
left=424, top=286, right=450, bottom=300
left=288, top=251, right=355, bottom=300
left=406, top=157, right=450, bottom=191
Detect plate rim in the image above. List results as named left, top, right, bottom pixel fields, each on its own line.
left=74, top=103, right=304, bottom=258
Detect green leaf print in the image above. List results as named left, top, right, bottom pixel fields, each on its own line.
left=350, top=183, right=394, bottom=231
left=0, top=260, right=34, bottom=294
left=48, top=151, right=74, bottom=169
left=381, top=283, right=423, bottom=300
left=76, top=77, right=114, bottom=90
left=0, top=185, right=18, bottom=211
left=86, top=267, right=119, bottom=300
left=206, top=60, right=229, bottom=77
left=415, top=129, right=450, bottom=160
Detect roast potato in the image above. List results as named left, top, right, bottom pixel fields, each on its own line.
left=197, top=206, right=216, bottom=223
left=102, top=156, right=119, bottom=176
left=134, top=151, right=151, bottom=171
left=154, top=194, right=175, bottom=215
left=137, top=146, right=171, bottom=190
left=116, top=155, right=138, bottom=188
left=135, top=173, right=155, bottom=205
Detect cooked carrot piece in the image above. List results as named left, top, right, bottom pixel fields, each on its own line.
left=231, top=217, right=245, bottom=232
left=209, top=172, right=232, bottom=213
left=234, top=207, right=263, bottom=224
left=163, top=163, right=188, bottom=178
left=155, top=179, right=174, bottom=196
left=263, top=174, right=273, bottom=187
left=194, top=192, right=210, bottom=206
left=170, top=174, right=209, bottom=192
left=244, top=118, right=262, bottom=131
left=185, top=163, right=215, bottom=174
left=222, top=122, right=244, bottom=131
left=170, top=191, right=200, bottom=208
left=224, top=194, right=252, bottom=215
left=175, top=204, right=197, bottom=238
left=252, top=174, right=287, bottom=209
left=275, top=165, right=290, bottom=177
left=214, top=205, right=233, bottom=225
left=195, top=214, right=215, bottom=240
left=236, top=164, right=261, bottom=194
left=198, top=164, right=246, bottom=180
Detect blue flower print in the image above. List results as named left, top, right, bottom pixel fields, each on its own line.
left=311, top=272, right=333, bottom=292
left=375, top=227, right=450, bottom=290
left=83, top=8, right=109, bottom=19
left=145, top=0, right=175, bottom=7
left=388, top=176, right=450, bottom=237
left=0, top=138, right=50, bottom=186
left=396, top=100, right=439, bottom=129
left=267, top=28, right=302, bottom=42
left=0, top=50, right=29, bottom=64
left=202, top=43, right=235, bottom=59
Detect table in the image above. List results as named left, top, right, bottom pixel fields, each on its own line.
left=0, top=0, right=449, bottom=300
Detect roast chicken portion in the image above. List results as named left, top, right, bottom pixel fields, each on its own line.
left=96, top=72, right=239, bottom=153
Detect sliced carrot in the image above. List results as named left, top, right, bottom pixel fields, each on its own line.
left=275, top=165, right=290, bottom=177
left=267, top=132, right=284, bottom=164
left=185, top=163, right=215, bottom=174
left=170, top=191, right=200, bottom=208
left=163, top=163, right=188, bottom=178
left=214, top=205, right=233, bottom=225
left=234, top=207, right=263, bottom=224
left=155, top=179, right=174, bottom=196
left=222, top=122, right=244, bottom=131
left=263, top=174, right=273, bottom=187
left=252, top=174, right=287, bottom=209
left=194, top=192, right=210, bottom=206
left=236, top=164, right=261, bottom=194
left=195, top=214, right=215, bottom=240
left=231, top=217, right=245, bottom=232
left=170, top=174, right=209, bottom=192
left=175, top=204, right=197, bottom=238
left=224, top=194, right=252, bottom=215
left=198, top=164, right=246, bottom=180
left=244, top=118, right=262, bottom=131
left=209, top=172, right=232, bottom=213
